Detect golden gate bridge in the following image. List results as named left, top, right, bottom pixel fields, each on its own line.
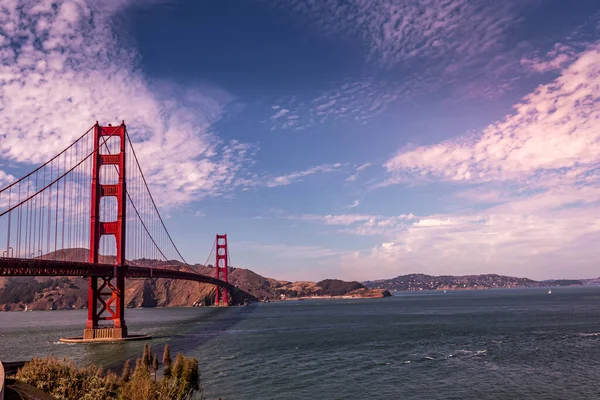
left=0, top=122, right=237, bottom=342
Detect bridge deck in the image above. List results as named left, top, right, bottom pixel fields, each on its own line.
left=0, top=258, right=236, bottom=292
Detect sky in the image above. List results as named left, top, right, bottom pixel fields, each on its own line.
left=1, top=0, right=600, bottom=281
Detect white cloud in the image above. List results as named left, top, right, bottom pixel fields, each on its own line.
left=356, top=163, right=371, bottom=172
left=335, top=43, right=600, bottom=281
left=286, top=212, right=417, bottom=236
left=264, top=163, right=343, bottom=188
left=271, top=108, right=289, bottom=120
left=273, top=59, right=600, bottom=278
left=233, top=163, right=344, bottom=189
left=238, top=241, right=346, bottom=259
left=274, top=205, right=600, bottom=280
left=274, top=0, right=521, bottom=68
left=348, top=199, right=359, bottom=208
left=0, top=170, right=14, bottom=188
left=0, top=0, right=254, bottom=208
left=266, top=1, right=593, bottom=104
left=289, top=213, right=374, bottom=225
left=339, top=204, right=600, bottom=281
left=383, top=44, right=600, bottom=187
left=346, top=162, right=372, bottom=182
left=264, top=0, right=540, bottom=130
left=270, top=184, right=600, bottom=281
left=315, top=99, right=336, bottom=111
left=269, top=79, right=405, bottom=130
left=521, top=43, right=578, bottom=73
left=413, top=218, right=454, bottom=228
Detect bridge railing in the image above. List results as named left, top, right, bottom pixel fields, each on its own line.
left=0, top=258, right=235, bottom=291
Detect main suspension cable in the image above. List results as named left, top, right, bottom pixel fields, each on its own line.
left=0, top=125, right=95, bottom=195
left=0, top=131, right=114, bottom=218
left=124, top=129, right=190, bottom=266
left=101, top=128, right=189, bottom=267
left=203, top=237, right=216, bottom=267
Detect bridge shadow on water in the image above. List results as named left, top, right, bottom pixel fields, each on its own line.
left=157, top=304, right=259, bottom=354
left=90, top=304, right=258, bottom=372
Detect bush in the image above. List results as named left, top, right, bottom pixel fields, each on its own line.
left=13, top=344, right=203, bottom=400
left=13, top=356, right=119, bottom=400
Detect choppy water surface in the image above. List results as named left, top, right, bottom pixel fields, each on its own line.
left=2, top=287, right=600, bottom=399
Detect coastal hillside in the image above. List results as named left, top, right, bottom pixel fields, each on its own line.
left=0, top=249, right=388, bottom=311
left=363, top=273, right=584, bottom=291
left=269, top=279, right=390, bottom=299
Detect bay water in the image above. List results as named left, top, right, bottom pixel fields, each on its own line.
left=2, top=287, right=600, bottom=399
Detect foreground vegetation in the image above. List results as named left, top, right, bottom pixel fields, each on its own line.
left=11, top=344, right=204, bottom=400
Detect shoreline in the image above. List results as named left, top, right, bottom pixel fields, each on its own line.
left=1, top=285, right=591, bottom=311
left=278, top=295, right=384, bottom=301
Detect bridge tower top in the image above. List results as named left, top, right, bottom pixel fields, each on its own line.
left=89, top=122, right=127, bottom=265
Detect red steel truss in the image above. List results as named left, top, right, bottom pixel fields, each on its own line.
left=86, top=123, right=128, bottom=339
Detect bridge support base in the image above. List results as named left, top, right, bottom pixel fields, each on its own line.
left=59, top=334, right=150, bottom=344
left=83, top=327, right=127, bottom=340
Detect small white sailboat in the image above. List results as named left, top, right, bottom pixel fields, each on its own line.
left=24, top=304, right=28, bottom=311
left=548, top=289, right=552, bottom=295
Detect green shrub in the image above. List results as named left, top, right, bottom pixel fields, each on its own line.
left=13, top=344, right=203, bottom=400
left=14, top=356, right=119, bottom=400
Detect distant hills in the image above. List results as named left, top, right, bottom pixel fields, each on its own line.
left=579, top=277, right=600, bottom=285
left=2, top=249, right=593, bottom=311
left=363, top=273, right=584, bottom=291
left=272, top=279, right=390, bottom=299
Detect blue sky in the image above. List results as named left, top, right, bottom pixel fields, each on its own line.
left=1, top=0, right=600, bottom=281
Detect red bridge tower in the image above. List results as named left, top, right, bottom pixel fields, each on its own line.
left=84, top=122, right=128, bottom=340
left=215, top=234, right=229, bottom=306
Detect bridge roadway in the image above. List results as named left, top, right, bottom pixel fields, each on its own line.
left=0, top=258, right=237, bottom=293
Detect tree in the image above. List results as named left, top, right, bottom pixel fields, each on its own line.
left=121, top=360, right=132, bottom=384
left=142, top=343, right=152, bottom=367
left=133, top=358, right=144, bottom=377
left=172, top=353, right=185, bottom=379
left=163, top=344, right=172, bottom=378
left=126, top=357, right=154, bottom=400
left=188, top=358, right=200, bottom=391
left=162, top=344, right=172, bottom=366
left=152, top=354, right=159, bottom=382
